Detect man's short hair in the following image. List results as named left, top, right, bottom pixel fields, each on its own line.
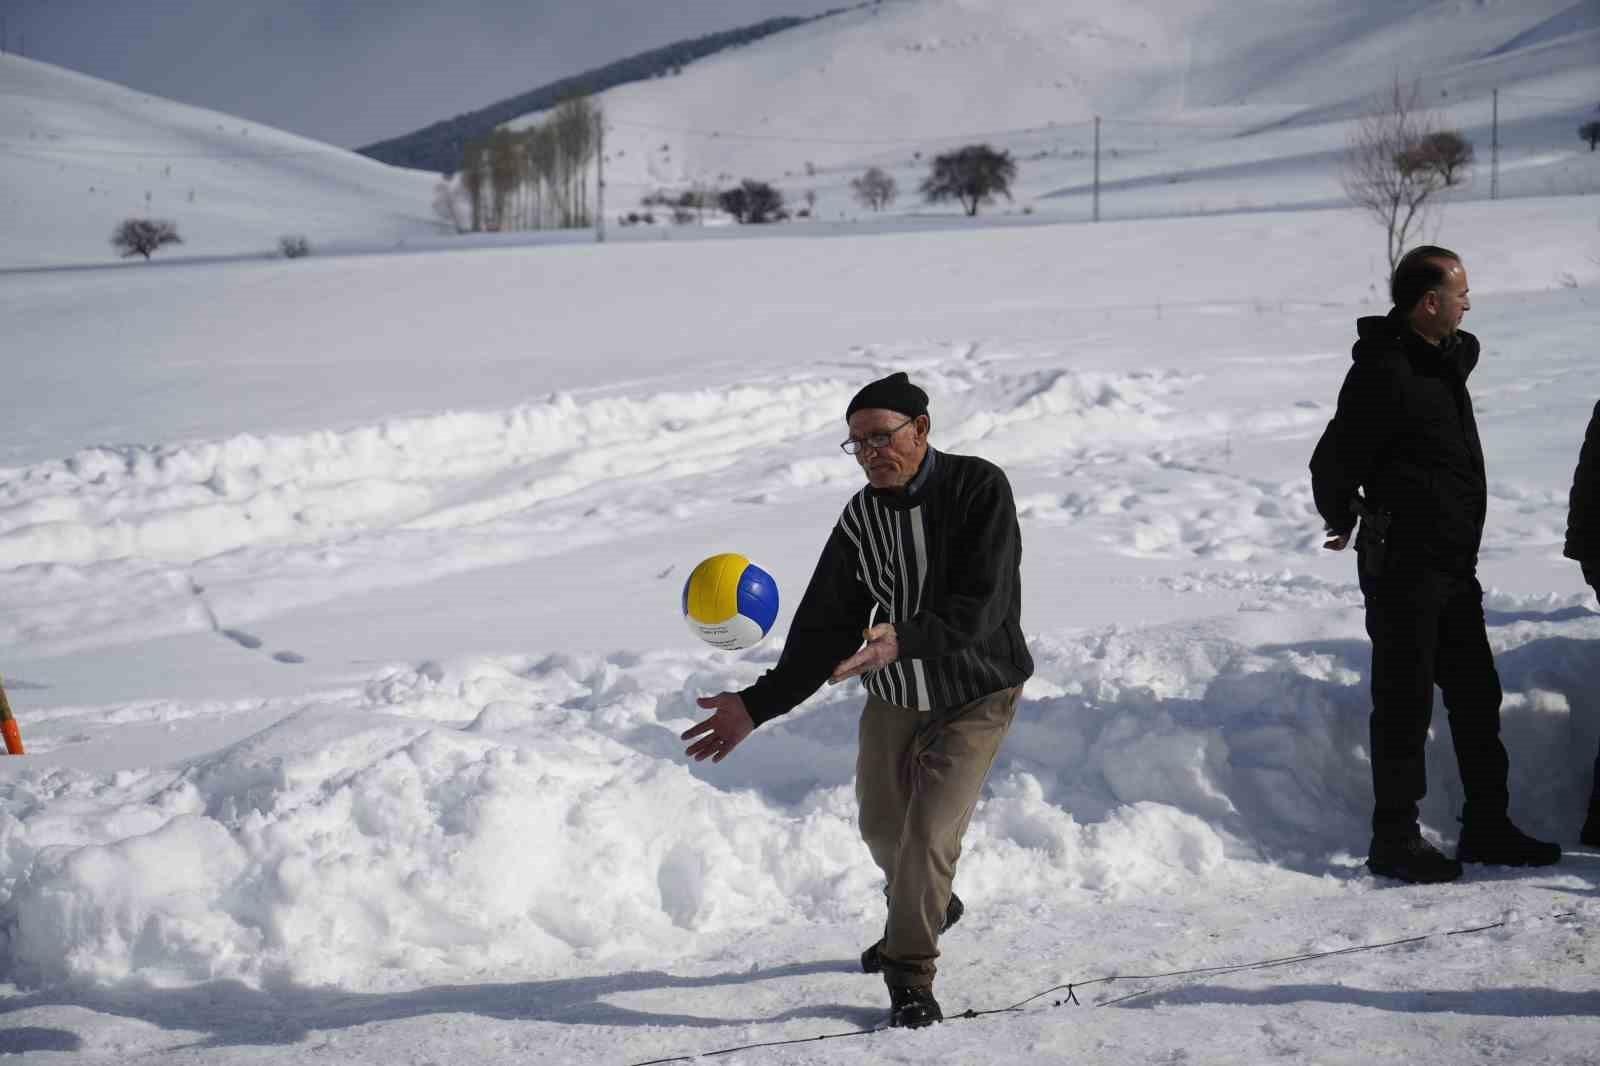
left=1391, top=245, right=1462, bottom=312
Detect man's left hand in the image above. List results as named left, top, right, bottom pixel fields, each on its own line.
left=830, top=623, right=899, bottom=683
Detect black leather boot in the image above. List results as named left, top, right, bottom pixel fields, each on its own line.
left=887, top=983, right=942, bottom=1029
left=1456, top=818, right=1561, bottom=867
left=1367, top=832, right=1462, bottom=883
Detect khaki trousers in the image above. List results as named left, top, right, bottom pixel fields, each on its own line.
left=856, top=685, right=1021, bottom=988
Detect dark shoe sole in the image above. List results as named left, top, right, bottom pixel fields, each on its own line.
left=1366, top=857, right=1462, bottom=884
left=1456, top=848, right=1561, bottom=867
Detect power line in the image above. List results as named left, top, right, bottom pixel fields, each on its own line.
left=1498, top=90, right=1598, bottom=106
left=606, top=116, right=1094, bottom=146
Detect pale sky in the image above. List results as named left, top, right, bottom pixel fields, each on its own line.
left=0, top=1, right=847, bottom=148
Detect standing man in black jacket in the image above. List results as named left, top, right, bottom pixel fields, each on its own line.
left=1562, top=399, right=1600, bottom=845
left=683, top=371, right=1031, bottom=1029
left=1311, top=245, right=1560, bottom=883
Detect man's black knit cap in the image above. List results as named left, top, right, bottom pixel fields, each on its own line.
left=846, top=371, right=929, bottom=420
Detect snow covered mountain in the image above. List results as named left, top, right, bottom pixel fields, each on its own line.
left=0, top=54, right=443, bottom=269
left=553, top=0, right=1597, bottom=218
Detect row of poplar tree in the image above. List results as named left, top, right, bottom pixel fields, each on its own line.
left=458, top=97, right=600, bottom=233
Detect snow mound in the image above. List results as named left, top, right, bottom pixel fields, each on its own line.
left=5, top=612, right=1597, bottom=991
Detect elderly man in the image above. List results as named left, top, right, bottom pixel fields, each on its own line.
left=683, top=371, right=1031, bottom=1028
left=1311, top=245, right=1560, bottom=883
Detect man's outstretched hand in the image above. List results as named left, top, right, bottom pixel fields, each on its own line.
left=830, top=623, right=899, bottom=684
left=682, top=691, right=754, bottom=763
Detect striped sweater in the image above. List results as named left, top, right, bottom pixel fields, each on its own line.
left=742, top=448, right=1033, bottom=724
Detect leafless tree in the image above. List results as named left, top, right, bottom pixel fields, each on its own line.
left=1401, top=129, right=1474, bottom=187
left=1580, top=119, right=1600, bottom=152
left=851, top=166, right=898, bottom=211
left=1341, top=80, right=1456, bottom=280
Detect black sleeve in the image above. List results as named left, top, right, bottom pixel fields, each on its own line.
left=740, top=523, right=875, bottom=727
left=1310, top=361, right=1396, bottom=536
left=1565, top=399, right=1600, bottom=562
left=894, top=466, right=1020, bottom=659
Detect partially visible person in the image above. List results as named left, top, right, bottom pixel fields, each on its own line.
left=1562, top=397, right=1600, bottom=846
left=1310, top=245, right=1561, bottom=882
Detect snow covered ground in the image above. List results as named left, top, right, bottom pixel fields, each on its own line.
left=3, top=1, right=1600, bottom=1060
left=2, top=189, right=1598, bottom=1062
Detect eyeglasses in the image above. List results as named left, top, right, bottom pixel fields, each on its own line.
left=840, top=416, right=916, bottom=455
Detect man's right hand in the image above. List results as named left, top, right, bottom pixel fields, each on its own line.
left=1324, top=529, right=1350, bottom=551
left=682, top=692, right=754, bottom=763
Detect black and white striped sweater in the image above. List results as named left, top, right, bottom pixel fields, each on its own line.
left=742, top=448, right=1032, bottom=724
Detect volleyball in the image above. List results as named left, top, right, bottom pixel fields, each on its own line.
left=682, top=553, right=780, bottom=650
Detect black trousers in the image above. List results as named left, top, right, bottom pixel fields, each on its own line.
left=1585, top=564, right=1600, bottom=806
left=1360, top=559, right=1509, bottom=836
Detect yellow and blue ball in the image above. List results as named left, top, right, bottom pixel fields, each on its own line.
left=682, top=553, right=780, bottom=650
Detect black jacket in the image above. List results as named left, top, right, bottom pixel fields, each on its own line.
left=742, top=448, right=1032, bottom=725
left=1310, top=310, right=1487, bottom=574
left=1564, top=400, right=1600, bottom=562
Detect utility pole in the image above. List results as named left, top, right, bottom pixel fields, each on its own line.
left=1092, top=115, right=1101, bottom=223
left=595, top=113, right=606, bottom=243
left=1490, top=88, right=1499, bottom=201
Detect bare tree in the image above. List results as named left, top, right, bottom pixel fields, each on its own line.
left=1401, top=130, right=1474, bottom=187
left=851, top=166, right=898, bottom=211
left=1341, top=80, right=1454, bottom=280
left=1581, top=119, right=1600, bottom=152
left=112, top=219, right=181, bottom=260
left=920, top=145, right=1016, bottom=216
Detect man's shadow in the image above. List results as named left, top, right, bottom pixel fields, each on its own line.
left=0, top=957, right=882, bottom=1050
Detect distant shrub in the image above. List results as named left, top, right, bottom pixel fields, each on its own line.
left=112, top=218, right=181, bottom=260
left=278, top=235, right=311, bottom=258
left=851, top=166, right=898, bottom=211
left=718, top=179, right=784, bottom=224
left=1581, top=119, right=1600, bottom=152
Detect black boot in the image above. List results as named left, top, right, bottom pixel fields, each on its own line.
left=887, top=983, right=942, bottom=1029
left=1582, top=791, right=1600, bottom=848
left=861, top=892, right=963, bottom=974
left=1367, top=832, right=1462, bottom=883
left=1456, top=818, right=1561, bottom=867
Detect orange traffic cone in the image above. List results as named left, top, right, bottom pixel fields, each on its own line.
left=0, top=675, right=24, bottom=755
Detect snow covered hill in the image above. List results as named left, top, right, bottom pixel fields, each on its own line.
left=562, top=0, right=1598, bottom=220
left=0, top=54, right=443, bottom=269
